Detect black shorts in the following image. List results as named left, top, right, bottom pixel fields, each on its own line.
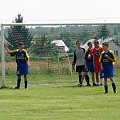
left=76, top=65, right=85, bottom=72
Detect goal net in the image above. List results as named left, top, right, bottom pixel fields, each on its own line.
left=1, top=23, right=120, bottom=88
left=0, top=23, right=76, bottom=88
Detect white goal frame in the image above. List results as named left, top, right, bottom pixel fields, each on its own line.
left=1, top=22, right=120, bottom=88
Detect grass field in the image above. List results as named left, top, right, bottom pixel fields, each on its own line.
left=0, top=84, right=120, bottom=120
left=0, top=69, right=120, bottom=120
left=0, top=61, right=120, bottom=120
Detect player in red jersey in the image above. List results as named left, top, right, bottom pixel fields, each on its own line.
left=90, top=39, right=103, bottom=86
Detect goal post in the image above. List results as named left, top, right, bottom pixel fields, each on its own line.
left=1, top=22, right=120, bottom=88
left=1, top=24, right=6, bottom=88
left=0, top=23, right=77, bottom=88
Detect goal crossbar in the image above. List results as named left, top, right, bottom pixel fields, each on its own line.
left=1, top=22, right=120, bottom=26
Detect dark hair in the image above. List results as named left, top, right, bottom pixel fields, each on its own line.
left=94, top=40, right=99, bottom=44
left=102, top=42, right=109, bottom=47
left=87, top=41, right=92, bottom=46
left=76, top=40, right=81, bottom=44
left=18, top=42, right=24, bottom=46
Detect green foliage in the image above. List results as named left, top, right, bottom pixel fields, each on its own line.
left=5, top=55, right=15, bottom=62
left=60, top=32, right=75, bottom=52
left=30, top=35, right=58, bottom=57
left=5, top=14, right=33, bottom=49
left=97, top=25, right=110, bottom=40
left=113, top=25, right=120, bottom=35
left=4, top=20, right=120, bottom=56
left=29, top=25, right=98, bottom=53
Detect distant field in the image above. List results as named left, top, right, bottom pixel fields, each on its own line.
left=0, top=60, right=75, bottom=87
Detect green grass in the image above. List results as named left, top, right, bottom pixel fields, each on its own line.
left=0, top=83, right=120, bottom=120
left=0, top=67, right=120, bottom=120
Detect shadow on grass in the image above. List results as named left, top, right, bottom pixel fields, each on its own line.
left=0, top=86, right=14, bottom=89
left=54, top=84, right=98, bottom=88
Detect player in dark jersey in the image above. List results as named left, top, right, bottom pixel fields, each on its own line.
left=72, top=40, right=91, bottom=87
left=84, top=41, right=96, bottom=86
left=99, top=42, right=117, bottom=94
left=4, top=42, right=29, bottom=89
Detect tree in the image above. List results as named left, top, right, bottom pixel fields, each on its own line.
left=31, top=35, right=58, bottom=57
left=97, top=25, right=110, bottom=40
left=5, top=14, right=33, bottom=49
left=60, top=32, right=75, bottom=52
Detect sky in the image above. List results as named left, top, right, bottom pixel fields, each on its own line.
left=0, top=0, right=120, bottom=23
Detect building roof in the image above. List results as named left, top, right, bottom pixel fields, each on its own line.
left=52, top=40, right=69, bottom=52
left=82, top=37, right=115, bottom=49
left=82, top=38, right=102, bottom=49
left=103, top=37, right=114, bottom=43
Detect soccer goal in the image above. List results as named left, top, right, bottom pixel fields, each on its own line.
left=0, top=23, right=76, bottom=88
left=1, top=22, right=120, bottom=88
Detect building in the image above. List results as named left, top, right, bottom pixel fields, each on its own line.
left=82, top=38, right=102, bottom=49
left=104, top=37, right=120, bottom=59
left=82, top=37, right=120, bottom=59
left=52, top=40, right=69, bottom=53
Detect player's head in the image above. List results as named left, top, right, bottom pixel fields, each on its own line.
left=18, top=42, right=24, bottom=50
left=94, top=39, right=99, bottom=48
left=87, top=41, right=92, bottom=48
left=76, top=40, right=81, bottom=48
left=102, top=42, right=109, bottom=51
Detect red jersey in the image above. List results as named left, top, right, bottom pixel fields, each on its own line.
left=90, top=46, right=103, bottom=63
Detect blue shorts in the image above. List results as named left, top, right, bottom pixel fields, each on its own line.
left=16, top=63, right=28, bottom=76
left=102, top=65, right=114, bottom=79
left=86, top=61, right=94, bottom=72
left=100, top=70, right=104, bottom=79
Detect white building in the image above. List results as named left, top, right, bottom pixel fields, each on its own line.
left=82, top=37, right=120, bottom=59
left=52, top=40, right=69, bottom=53
left=82, top=38, right=102, bottom=49
left=104, top=37, right=120, bottom=59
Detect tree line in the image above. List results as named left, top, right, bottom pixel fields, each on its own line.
left=3, top=14, right=120, bottom=58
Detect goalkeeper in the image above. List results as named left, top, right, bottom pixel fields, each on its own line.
left=72, top=40, right=91, bottom=87
left=4, top=42, right=29, bottom=89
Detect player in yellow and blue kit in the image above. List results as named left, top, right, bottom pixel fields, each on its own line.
left=99, top=42, right=117, bottom=94
left=4, top=42, right=29, bottom=89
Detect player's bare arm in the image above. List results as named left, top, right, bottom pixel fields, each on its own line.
left=4, top=43, right=10, bottom=53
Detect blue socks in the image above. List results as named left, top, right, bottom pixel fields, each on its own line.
left=104, top=83, right=117, bottom=93
left=112, top=83, right=116, bottom=93
left=17, top=78, right=21, bottom=88
left=104, top=84, right=108, bottom=93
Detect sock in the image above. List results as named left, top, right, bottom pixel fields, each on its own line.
left=25, top=81, right=28, bottom=88
left=93, top=82, right=96, bottom=85
left=104, top=84, right=108, bottom=93
left=96, top=81, right=99, bottom=85
left=17, top=78, right=21, bottom=88
left=112, top=83, right=116, bottom=92
left=100, top=79, right=103, bottom=85
left=85, top=75, right=90, bottom=84
left=79, top=75, right=82, bottom=84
